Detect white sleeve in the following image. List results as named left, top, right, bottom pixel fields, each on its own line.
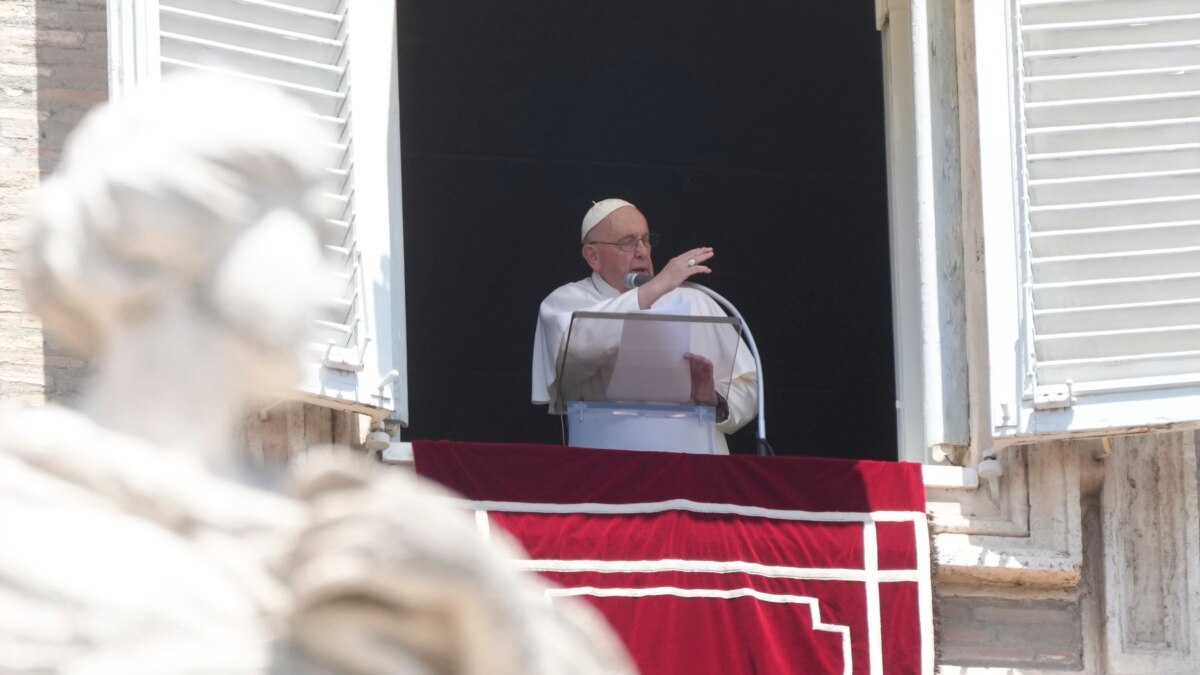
left=716, top=372, right=758, bottom=435
left=683, top=289, right=758, bottom=435
left=531, top=283, right=642, bottom=405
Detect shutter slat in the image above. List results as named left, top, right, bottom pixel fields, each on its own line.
left=323, top=296, right=354, bottom=312
left=1029, top=143, right=1200, bottom=179
left=325, top=167, right=350, bottom=194
left=1025, top=40, right=1200, bottom=77
left=322, top=191, right=351, bottom=204
left=161, top=58, right=345, bottom=116
left=1032, top=246, right=1200, bottom=283
left=322, top=193, right=351, bottom=222
left=162, top=0, right=342, bottom=40
left=313, top=321, right=353, bottom=345
left=160, top=7, right=342, bottom=63
left=1026, top=66, right=1200, bottom=103
left=1023, top=0, right=1200, bottom=25
left=1031, top=272, right=1200, bottom=308
left=1026, top=91, right=1200, bottom=127
left=303, top=342, right=361, bottom=363
left=1025, top=11, right=1200, bottom=30
left=1035, top=297, right=1200, bottom=333
left=1024, top=15, right=1200, bottom=52
left=1031, top=220, right=1200, bottom=256
left=1029, top=194, right=1200, bottom=230
left=161, top=31, right=343, bottom=90
left=178, top=0, right=341, bottom=20
left=1028, top=117, right=1200, bottom=154
left=1035, top=323, right=1200, bottom=360
left=1037, top=352, right=1200, bottom=387
left=308, top=112, right=348, bottom=129
left=258, top=0, right=340, bottom=13
left=1028, top=168, right=1200, bottom=205
left=159, top=6, right=341, bottom=45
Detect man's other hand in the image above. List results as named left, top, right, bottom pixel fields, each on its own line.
left=684, top=352, right=718, bottom=406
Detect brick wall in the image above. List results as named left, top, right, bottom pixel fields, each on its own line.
left=0, top=0, right=42, bottom=405
left=0, top=0, right=106, bottom=405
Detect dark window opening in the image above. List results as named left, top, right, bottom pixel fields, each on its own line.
left=398, top=0, right=896, bottom=460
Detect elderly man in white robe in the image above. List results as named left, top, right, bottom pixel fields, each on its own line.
left=532, top=199, right=758, bottom=454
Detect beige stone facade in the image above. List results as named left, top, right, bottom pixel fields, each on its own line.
left=0, top=0, right=105, bottom=406
left=929, top=433, right=1200, bottom=673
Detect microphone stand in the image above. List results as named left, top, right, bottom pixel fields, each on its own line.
left=681, top=282, right=774, bottom=457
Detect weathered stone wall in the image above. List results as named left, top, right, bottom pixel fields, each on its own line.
left=939, top=595, right=1083, bottom=670
left=0, top=0, right=46, bottom=406
left=933, top=431, right=1200, bottom=674
left=1, top=0, right=106, bottom=405
left=240, top=402, right=365, bottom=465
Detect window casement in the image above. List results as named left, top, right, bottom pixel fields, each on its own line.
left=107, top=0, right=408, bottom=425
left=879, top=0, right=1200, bottom=468
left=986, top=0, right=1200, bottom=444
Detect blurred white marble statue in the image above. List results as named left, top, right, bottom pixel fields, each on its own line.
left=0, top=73, right=635, bottom=675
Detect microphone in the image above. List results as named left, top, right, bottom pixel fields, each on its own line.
left=624, top=272, right=652, bottom=289
left=679, top=281, right=772, bottom=456
left=621, top=268, right=774, bottom=455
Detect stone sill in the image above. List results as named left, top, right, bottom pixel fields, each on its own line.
left=922, top=464, right=979, bottom=490
left=381, top=441, right=414, bottom=463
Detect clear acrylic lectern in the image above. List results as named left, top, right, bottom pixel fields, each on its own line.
left=554, top=310, right=743, bottom=454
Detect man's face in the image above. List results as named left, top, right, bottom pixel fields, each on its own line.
left=582, top=206, right=655, bottom=290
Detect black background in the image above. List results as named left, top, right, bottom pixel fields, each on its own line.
left=397, top=0, right=897, bottom=459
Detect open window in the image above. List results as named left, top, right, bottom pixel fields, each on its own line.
left=881, top=0, right=1200, bottom=466
left=108, top=0, right=408, bottom=426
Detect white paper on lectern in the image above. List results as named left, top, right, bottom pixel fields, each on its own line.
left=605, top=296, right=693, bottom=403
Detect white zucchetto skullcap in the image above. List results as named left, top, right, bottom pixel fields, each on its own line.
left=581, top=198, right=636, bottom=242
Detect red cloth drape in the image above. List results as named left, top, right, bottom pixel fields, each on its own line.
left=415, top=441, right=932, bottom=675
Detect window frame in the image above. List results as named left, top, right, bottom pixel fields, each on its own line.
left=878, top=0, right=974, bottom=465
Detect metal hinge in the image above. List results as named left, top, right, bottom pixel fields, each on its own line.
left=1033, top=381, right=1075, bottom=411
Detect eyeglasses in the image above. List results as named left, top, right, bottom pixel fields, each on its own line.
left=585, top=233, right=660, bottom=252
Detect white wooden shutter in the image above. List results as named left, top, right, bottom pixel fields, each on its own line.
left=990, top=0, right=1200, bottom=441
left=109, top=0, right=408, bottom=424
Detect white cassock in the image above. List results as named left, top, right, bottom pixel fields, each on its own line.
left=532, top=272, right=758, bottom=454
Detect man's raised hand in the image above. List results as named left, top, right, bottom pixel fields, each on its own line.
left=637, top=247, right=714, bottom=309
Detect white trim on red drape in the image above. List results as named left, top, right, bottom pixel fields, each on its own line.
left=549, top=587, right=854, bottom=675
left=448, top=498, right=927, bottom=524
left=463, top=498, right=932, bottom=675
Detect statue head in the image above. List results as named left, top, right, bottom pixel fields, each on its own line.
left=23, top=73, right=331, bottom=400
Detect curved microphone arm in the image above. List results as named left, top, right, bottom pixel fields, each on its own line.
left=680, top=282, right=773, bottom=456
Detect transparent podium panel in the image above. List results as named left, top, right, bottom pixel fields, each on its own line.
left=555, top=311, right=742, bottom=453
left=567, top=401, right=718, bottom=454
